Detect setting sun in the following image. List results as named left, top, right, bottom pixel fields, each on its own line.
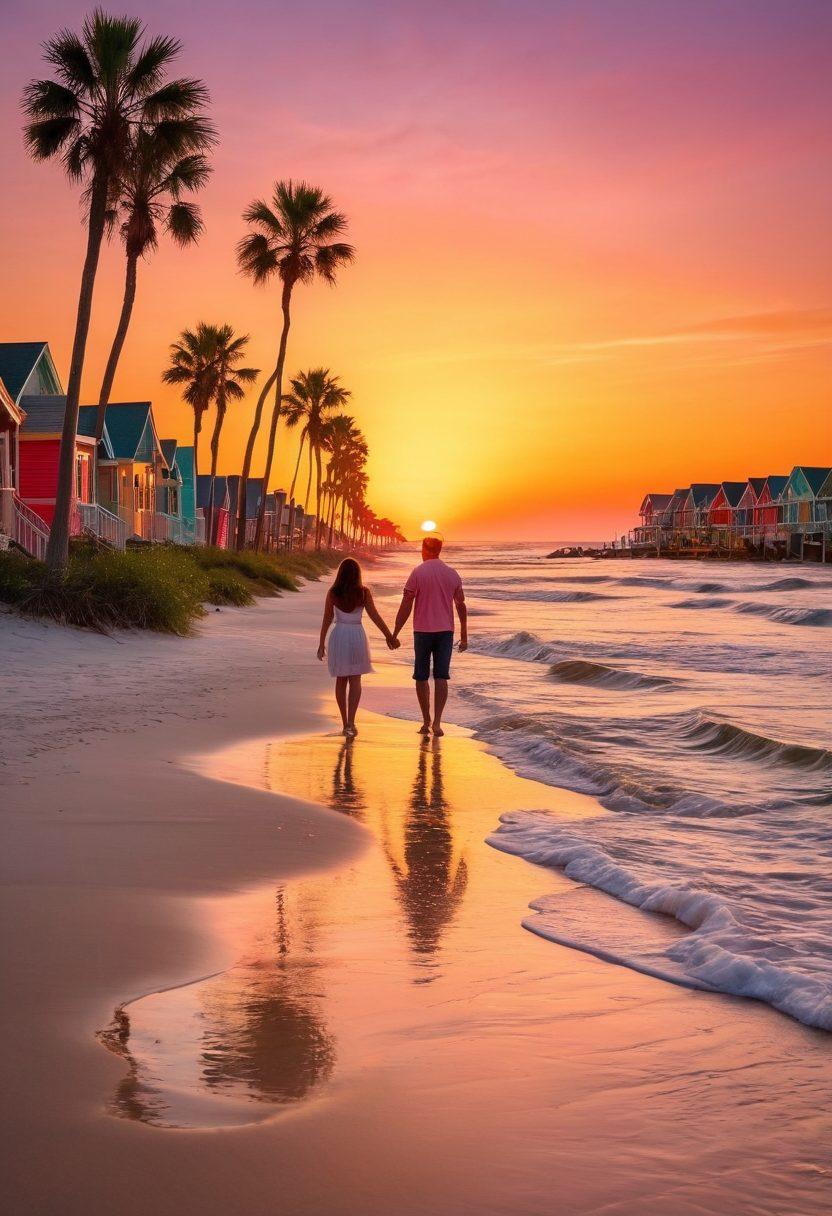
left=420, top=520, right=437, bottom=532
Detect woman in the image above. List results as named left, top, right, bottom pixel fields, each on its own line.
left=317, top=559, right=399, bottom=735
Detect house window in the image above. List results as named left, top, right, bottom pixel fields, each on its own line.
left=168, top=486, right=179, bottom=516
left=75, top=451, right=92, bottom=502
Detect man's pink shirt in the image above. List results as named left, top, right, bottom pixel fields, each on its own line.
left=403, top=558, right=464, bottom=632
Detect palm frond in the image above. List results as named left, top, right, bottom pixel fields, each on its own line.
left=236, top=232, right=279, bottom=283
left=23, top=116, right=80, bottom=161
left=126, top=34, right=182, bottom=97
left=166, top=200, right=203, bottom=246
left=42, top=29, right=96, bottom=90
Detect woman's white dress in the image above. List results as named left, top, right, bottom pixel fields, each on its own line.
left=328, top=604, right=374, bottom=677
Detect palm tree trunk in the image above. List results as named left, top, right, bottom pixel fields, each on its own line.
left=207, top=405, right=223, bottom=545
left=288, top=429, right=306, bottom=502
left=45, top=172, right=109, bottom=573
left=234, top=364, right=278, bottom=550
left=314, top=445, right=323, bottom=550
left=340, top=495, right=347, bottom=539
left=96, top=251, right=139, bottom=441
left=304, top=443, right=313, bottom=511
left=254, top=279, right=293, bottom=551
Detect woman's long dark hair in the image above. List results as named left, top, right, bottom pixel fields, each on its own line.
left=330, top=558, right=365, bottom=611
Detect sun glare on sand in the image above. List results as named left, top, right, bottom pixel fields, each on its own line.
left=421, top=520, right=437, bottom=532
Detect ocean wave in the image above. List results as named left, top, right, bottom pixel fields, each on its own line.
left=670, top=596, right=735, bottom=610
left=670, top=596, right=831, bottom=627
left=734, top=602, right=832, bottom=627
left=485, top=588, right=619, bottom=603
left=681, top=714, right=832, bottom=773
left=754, top=576, right=819, bottom=591
left=472, top=630, right=562, bottom=663
left=548, top=659, right=674, bottom=691
left=488, top=813, right=832, bottom=1031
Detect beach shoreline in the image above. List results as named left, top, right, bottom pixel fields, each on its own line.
left=2, top=581, right=830, bottom=1215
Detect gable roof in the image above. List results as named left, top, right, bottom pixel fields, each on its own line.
left=639, top=492, right=673, bottom=514
left=77, top=406, right=115, bottom=459
left=686, top=483, right=720, bottom=508
left=0, top=342, right=63, bottom=402
left=761, top=474, right=788, bottom=500
left=160, top=438, right=178, bottom=467
left=789, top=466, right=832, bottom=497
left=715, top=481, right=746, bottom=508
left=102, top=402, right=160, bottom=461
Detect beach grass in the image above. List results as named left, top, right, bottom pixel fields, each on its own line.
left=0, top=544, right=343, bottom=634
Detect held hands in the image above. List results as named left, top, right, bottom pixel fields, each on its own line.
left=386, top=634, right=401, bottom=650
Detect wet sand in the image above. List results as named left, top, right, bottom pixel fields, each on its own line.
left=1, top=586, right=830, bottom=1215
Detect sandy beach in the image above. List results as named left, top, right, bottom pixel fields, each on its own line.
left=1, top=578, right=830, bottom=1216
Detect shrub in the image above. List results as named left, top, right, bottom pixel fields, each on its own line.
left=0, top=547, right=208, bottom=634
left=206, top=568, right=254, bottom=606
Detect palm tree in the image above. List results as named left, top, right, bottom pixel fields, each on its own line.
left=203, top=326, right=258, bottom=542
left=162, top=323, right=218, bottom=483
left=322, top=414, right=367, bottom=545
left=96, top=127, right=213, bottom=439
left=281, top=369, right=351, bottom=549
left=234, top=181, right=354, bottom=550
left=22, top=10, right=212, bottom=571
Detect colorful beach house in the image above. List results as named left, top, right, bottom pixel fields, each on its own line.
left=638, top=493, right=672, bottom=528
left=817, top=469, right=832, bottom=524
left=174, top=445, right=201, bottom=542
left=779, top=467, right=831, bottom=527
left=680, top=484, right=719, bottom=530
left=708, top=482, right=746, bottom=528
left=196, top=475, right=231, bottom=547
left=18, top=397, right=105, bottom=532
left=0, top=377, right=25, bottom=542
left=99, top=402, right=186, bottom=542
left=754, top=475, right=787, bottom=529
left=736, top=477, right=767, bottom=529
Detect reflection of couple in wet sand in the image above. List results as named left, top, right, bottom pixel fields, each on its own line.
left=330, top=733, right=468, bottom=960
left=318, top=534, right=468, bottom=737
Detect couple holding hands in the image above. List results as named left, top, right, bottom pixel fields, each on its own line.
left=318, top=534, right=467, bottom=737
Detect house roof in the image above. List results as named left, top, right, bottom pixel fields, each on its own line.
left=762, top=475, right=788, bottom=499
left=77, top=406, right=115, bottom=458
left=226, top=475, right=263, bottom=518
left=717, top=481, right=747, bottom=508
left=686, top=483, right=720, bottom=507
left=19, top=397, right=114, bottom=455
left=102, top=402, right=158, bottom=461
left=747, top=477, right=767, bottom=498
left=639, top=492, right=673, bottom=514
left=791, top=466, right=832, bottom=496
left=160, top=438, right=177, bottom=467
left=0, top=342, right=52, bottom=401
left=196, top=474, right=229, bottom=509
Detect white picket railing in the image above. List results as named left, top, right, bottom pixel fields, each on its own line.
left=12, top=496, right=49, bottom=560
left=75, top=501, right=129, bottom=549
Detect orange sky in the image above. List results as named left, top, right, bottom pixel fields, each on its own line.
left=2, top=1, right=831, bottom=541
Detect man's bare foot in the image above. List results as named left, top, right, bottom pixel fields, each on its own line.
left=432, top=723, right=444, bottom=736
left=418, top=722, right=431, bottom=734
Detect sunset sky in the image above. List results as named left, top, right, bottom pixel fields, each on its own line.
left=2, top=0, right=831, bottom=541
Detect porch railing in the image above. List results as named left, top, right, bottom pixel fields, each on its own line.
left=11, top=495, right=49, bottom=560
left=75, top=501, right=128, bottom=549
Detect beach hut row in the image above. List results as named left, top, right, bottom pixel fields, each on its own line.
left=0, top=341, right=319, bottom=559
left=635, top=467, right=832, bottom=560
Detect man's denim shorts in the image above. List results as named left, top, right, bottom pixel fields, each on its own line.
left=413, top=630, right=454, bottom=681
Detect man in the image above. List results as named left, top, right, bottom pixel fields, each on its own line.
left=392, top=534, right=467, bottom=737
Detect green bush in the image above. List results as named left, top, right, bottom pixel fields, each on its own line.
left=0, top=546, right=208, bottom=634
left=0, top=542, right=348, bottom=634
left=206, top=568, right=254, bottom=606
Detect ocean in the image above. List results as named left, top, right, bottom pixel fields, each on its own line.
left=375, top=545, right=832, bottom=1031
